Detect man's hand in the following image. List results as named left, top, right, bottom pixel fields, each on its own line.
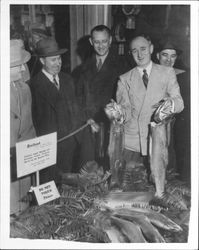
left=87, top=119, right=100, bottom=133
left=153, top=98, right=175, bottom=123
left=104, top=99, right=124, bottom=123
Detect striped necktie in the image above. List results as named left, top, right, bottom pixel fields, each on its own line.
left=142, top=69, right=148, bottom=88
left=53, top=75, right=59, bottom=90
left=97, top=58, right=102, bottom=71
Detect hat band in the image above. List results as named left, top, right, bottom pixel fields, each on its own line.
left=37, top=44, right=60, bottom=56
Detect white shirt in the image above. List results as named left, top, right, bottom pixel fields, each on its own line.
left=137, top=61, right=153, bottom=78
left=42, top=69, right=60, bottom=88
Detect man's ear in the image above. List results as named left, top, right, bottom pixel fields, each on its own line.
left=109, top=35, right=112, bottom=45
left=40, top=58, right=45, bottom=65
left=150, top=44, right=154, bottom=54
left=89, top=37, right=93, bottom=46
left=156, top=52, right=160, bottom=61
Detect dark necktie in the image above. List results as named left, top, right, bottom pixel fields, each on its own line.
left=97, top=58, right=102, bottom=71
left=142, top=69, right=148, bottom=88
left=53, top=75, right=59, bottom=90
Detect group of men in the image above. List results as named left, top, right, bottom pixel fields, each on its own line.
left=10, top=24, right=188, bottom=215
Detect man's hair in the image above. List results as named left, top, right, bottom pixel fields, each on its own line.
left=90, top=25, right=111, bottom=38
left=130, top=33, right=152, bottom=45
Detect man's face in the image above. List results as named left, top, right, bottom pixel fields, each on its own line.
left=157, top=49, right=177, bottom=67
left=10, top=64, right=26, bottom=81
left=130, top=36, right=153, bottom=68
left=89, top=30, right=112, bottom=57
left=40, top=55, right=62, bottom=75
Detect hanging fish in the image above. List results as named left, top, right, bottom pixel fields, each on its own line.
left=149, top=121, right=169, bottom=197
left=149, top=99, right=175, bottom=197
left=105, top=100, right=125, bottom=188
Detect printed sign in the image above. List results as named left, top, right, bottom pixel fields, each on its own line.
left=32, top=181, right=60, bottom=205
left=16, top=132, right=57, bottom=178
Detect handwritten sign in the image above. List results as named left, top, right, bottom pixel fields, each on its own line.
left=32, top=181, right=60, bottom=205
left=16, top=132, right=57, bottom=178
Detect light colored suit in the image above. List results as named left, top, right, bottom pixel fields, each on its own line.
left=116, top=62, right=184, bottom=155
left=10, top=80, right=36, bottom=215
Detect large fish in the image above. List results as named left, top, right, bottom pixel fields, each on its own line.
left=149, top=121, right=170, bottom=197
left=110, top=215, right=147, bottom=242
left=108, top=121, right=125, bottom=189
left=105, top=100, right=125, bottom=188
left=113, top=207, right=182, bottom=232
left=100, top=191, right=155, bottom=209
left=149, top=99, right=175, bottom=197
left=105, top=225, right=127, bottom=243
left=113, top=210, right=165, bottom=242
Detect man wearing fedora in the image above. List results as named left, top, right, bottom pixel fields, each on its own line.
left=10, top=39, right=36, bottom=214
left=30, top=38, right=95, bottom=184
left=156, top=37, right=190, bottom=184
left=27, top=23, right=51, bottom=77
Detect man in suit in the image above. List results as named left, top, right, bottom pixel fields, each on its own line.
left=116, top=34, right=184, bottom=166
left=10, top=39, right=36, bottom=214
left=156, top=38, right=190, bottom=183
left=30, top=38, right=95, bottom=184
left=76, top=25, right=130, bottom=169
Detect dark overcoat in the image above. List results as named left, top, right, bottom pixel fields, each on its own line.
left=30, top=71, right=92, bottom=183
left=76, top=51, right=130, bottom=123
left=75, top=51, right=130, bottom=165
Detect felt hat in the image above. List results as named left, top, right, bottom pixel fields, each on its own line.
left=158, top=38, right=182, bottom=55
left=10, top=39, right=31, bottom=67
left=31, top=23, right=49, bottom=37
left=158, top=36, right=182, bottom=55
left=35, top=38, right=67, bottom=57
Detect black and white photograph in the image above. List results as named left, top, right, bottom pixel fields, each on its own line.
left=0, top=0, right=198, bottom=249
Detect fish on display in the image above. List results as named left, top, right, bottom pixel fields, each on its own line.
left=113, top=207, right=182, bottom=232
left=105, top=99, right=125, bottom=188
left=149, top=99, right=175, bottom=197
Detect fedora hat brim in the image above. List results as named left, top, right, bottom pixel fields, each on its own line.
left=10, top=50, right=31, bottom=68
left=159, top=46, right=182, bottom=55
left=36, top=48, right=67, bottom=57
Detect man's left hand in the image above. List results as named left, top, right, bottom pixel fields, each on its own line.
left=87, top=119, right=100, bottom=133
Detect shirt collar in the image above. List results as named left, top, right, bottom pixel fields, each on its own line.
left=96, top=52, right=109, bottom=65
left=137, top=61, right=153, bottom=77
left=42, top=69, right=59, bottom=84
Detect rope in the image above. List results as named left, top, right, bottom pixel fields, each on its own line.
left=57, top=122, right=90, bottom=143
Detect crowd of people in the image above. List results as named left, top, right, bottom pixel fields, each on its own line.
left=10, top=24, right=190, bottom=215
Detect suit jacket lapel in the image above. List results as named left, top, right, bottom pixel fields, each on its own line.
left=36, top=72, right=58, bottom=109
left=140, top=63, right=163, bottom=114
left=130, top=68, right=146, bottom=105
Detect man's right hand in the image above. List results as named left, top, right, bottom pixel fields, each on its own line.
left=104, top=99, right=124, bottom=123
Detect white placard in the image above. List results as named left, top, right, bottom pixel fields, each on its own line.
left=16, top=132, right=57, bottom=178
left=32, top=181, right=60, bottom=205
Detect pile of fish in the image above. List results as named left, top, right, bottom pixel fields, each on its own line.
left=10, top=98, right=190, bottom=243
left=93, top=191, right=183, bottom=243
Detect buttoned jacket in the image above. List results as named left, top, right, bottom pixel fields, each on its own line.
left=30, top=71, right=83, bottom=138
left=116, top=62, right=184, bottom=155
left=76, top=50, right=130, bottom=123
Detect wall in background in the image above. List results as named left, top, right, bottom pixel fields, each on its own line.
left=10, top=4, right=190, bottom=72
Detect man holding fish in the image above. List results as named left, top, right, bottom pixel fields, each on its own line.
left=106, top=34, right=184, bottom=197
